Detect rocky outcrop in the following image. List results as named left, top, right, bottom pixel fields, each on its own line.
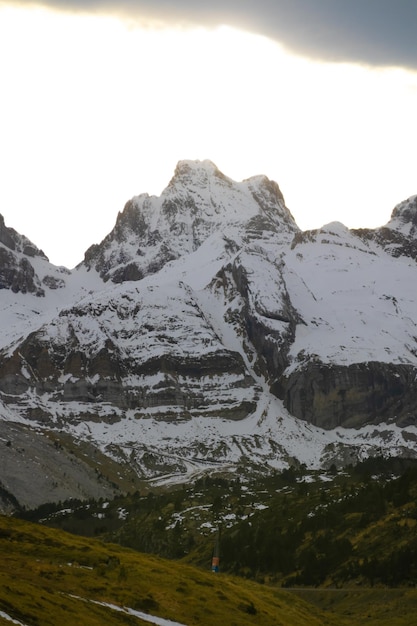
left=354, top=225, right=417, bottom=262
left=0, top=247, right=45, bottom=295
left=279, top=361, right=417, bottom=429
left=355, top=195, right=417, bottom=261
left=0, top=214, right=48, bottom=259
left=218, top=253, right=302, bottom=382
left=0, top=214, right=50, bottom=295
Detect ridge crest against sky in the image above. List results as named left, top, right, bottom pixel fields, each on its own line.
left=10, top=0, right=417, bottom=69
left=0, top=1, right=416, bottom=268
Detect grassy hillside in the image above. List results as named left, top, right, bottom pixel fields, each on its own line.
left=26, top=458, right=417, bottom=587
left=0, top=514, right=340, bottom=626
left=12, top=457, right=417, bottom=624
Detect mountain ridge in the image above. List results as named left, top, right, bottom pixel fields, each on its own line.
left=1, top=160, right=417, bottom=511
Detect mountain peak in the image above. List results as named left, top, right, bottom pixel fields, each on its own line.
left=83, top=160, right=297, bottom=283
left=166, top=159, right=233, bottom=192
left=173, top=159, right=221, bottom=176
left=387, top=195, right=417, bottom=237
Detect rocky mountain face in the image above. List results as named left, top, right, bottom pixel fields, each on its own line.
left=1, top=160, right=417, bottom=511
left=0, top=214, right=50, bottom=295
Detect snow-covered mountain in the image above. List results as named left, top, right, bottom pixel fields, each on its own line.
left=1, top=160, right=417, bottom=511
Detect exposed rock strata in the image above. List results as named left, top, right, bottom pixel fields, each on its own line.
left=279, top=361, right=417, bottom=429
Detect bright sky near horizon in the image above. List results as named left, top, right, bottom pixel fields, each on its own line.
left=0, top=1, right=416, bottom=268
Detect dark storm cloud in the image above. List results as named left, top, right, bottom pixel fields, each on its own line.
left=12, top=0, right=417, bottom=70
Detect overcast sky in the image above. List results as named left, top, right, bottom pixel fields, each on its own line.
left=0, top=1, right=416, bottom=267
left=15, top=0, right=417, bottom=69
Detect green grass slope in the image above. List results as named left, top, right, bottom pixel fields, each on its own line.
left=289, top=588, right=417, bottom=626
left=0, top=515, right=340, bottom=626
